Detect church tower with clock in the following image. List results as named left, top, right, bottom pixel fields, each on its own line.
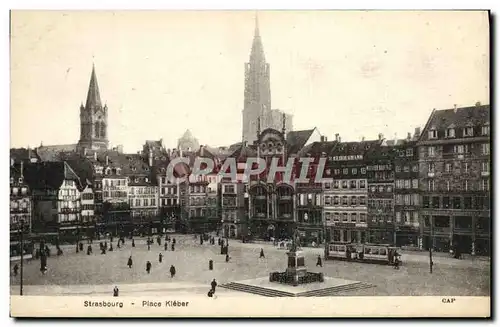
left=77, top=64, right=109, bottom=152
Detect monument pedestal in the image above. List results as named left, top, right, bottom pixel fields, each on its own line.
left=286, top=250, right=307, bottom=283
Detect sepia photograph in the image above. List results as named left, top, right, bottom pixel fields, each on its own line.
left=9, top=9, right=490, bottom=318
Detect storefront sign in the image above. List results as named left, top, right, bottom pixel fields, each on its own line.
left=333, top=222, right=356, bottom=228
left=328, top=155, right=363, bottom=161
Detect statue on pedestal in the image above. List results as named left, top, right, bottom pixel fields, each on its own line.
left=290, top=227, right=301, bottom=252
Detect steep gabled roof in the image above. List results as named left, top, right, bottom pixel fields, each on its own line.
left=24, top=162, right=81, bottom=190
left=36, top=144, right=78, bottom=162
left=286, top=129, right=315, bottom=154
left=418, top=104, right=490, bottom=142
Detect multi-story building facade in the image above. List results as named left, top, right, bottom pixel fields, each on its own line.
left=391, top=130, right=421, bottom=247
left=365, top=138, right=395, bottom=244
left=186, top=173, right=209, bottom=233
left=25, top=162, right=82, bottom=240
left=80, top=184, right=95, bottom=237
left=417, top=104, right=491, bottom=255
left=323, top=139, right=371, bottom=244
left=10, top=161, right=32, bottom=236
left=158, top=172, right=180, bottom=229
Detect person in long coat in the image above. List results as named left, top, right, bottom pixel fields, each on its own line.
left=146, top=261, right=152, bottom=274
left=170, top=265, right=176, bottom=278
left=259, top=248, right=265, bottom=258
left=127, top=256, right=133, bottom=268
left=13, top=264, right=19, bottom=276
left=132, top=239, right=136, bottom=247
left=159, top=253, right=163, bottom=263
left=171, top=243, right=175, bottom=251
left=316, top=255, right=323, bottom=267
left=113, top=286, right=119, bottom=297
left=211, top=279, right=217, bottom=293
left=164, top=242, right=168, bottom=251
left=87, top=245, right=92, bottom=255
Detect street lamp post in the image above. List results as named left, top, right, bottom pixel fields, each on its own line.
left=19, top=219, right=25, bottom=296
left=303, top=212, right=308, bottom=247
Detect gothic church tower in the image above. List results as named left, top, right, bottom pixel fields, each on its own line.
left=242, top=15, right=272, bottom=144
left=77, top=64, right=109, bottom=152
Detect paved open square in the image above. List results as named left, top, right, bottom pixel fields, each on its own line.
left=10, top=235, right=490, bottom=297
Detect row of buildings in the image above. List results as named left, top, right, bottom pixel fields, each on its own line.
left=10, top=16, right=490, bottom=256
left=10, top=101, right=491, bottom=255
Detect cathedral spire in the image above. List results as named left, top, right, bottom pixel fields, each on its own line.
left=85, top=63, right=102, bottom=109
left=250, top=13, right=265, bottom=64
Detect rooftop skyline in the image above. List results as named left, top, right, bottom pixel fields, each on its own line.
left=11, top=10, right=489, bottom=152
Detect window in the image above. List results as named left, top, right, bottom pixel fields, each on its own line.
left=350, top=213, right=357, bottom=223
left=151, top=199, right=155, bottom=206
left=343, top=168, right=348, bottom=175
left=342, top=196, right=348, bottom=206
left=324, top=212, right=331, bottom=221
left=463, top=127, right=474, bottom=137
left=482, top=179, right=490, bottom=191
left=396, top=212, right=401, bottom=223
left=350, top=180, right=357, bottom=189
left=333, top=196, right=339, bottom=205
left=403, top=166, right=409, bottom=173
left=423, top=196, right=430, bottom=208
left=453, top=197, right=461, bottom=209
left=482, top=125, right=490, bottom=136
left=464, top=180, right=468, bottom=191
left=350, top=196, right=357, bottom=206
left=412, top=194, right=419, bottom=205
left=334, top=169, right=340, bottom=175
left=428, top=180, right=435, bottom=191
left=352, top=168, right=357, bottom=175
left=445, top=163, right=452, bottom=173
left=404, top=195, right=411, bottom=205
left=428, top=129, right=437, bottom=139
left=428, top=146, right=436, bottom=157
left=395, top=194, right=403, bottom=205
left=428, top=163, right=435, bottom=173
left=412, top=164, right=419, bottom=173
left=359, top=180, right=366, bottom=189
left=464, top=162, right=469, bottom=173
left=412, top=179, right=418, bottom=189
left=333, top=181, right=339, bottom=189
left=446, top=128, right=455, bottom=138
left=324, top=196, right=331, bottom=205
left=406, top=148, right=413, bottom=156
left=432, top=196, right=440, bottom=209
left=342, top=213, right=348, bottom=222
left=333, top=213, right=340, bottom=222
left=342, top=180, right=348, bottom=189
left=361, top=168, right=366, bottom=174
left=359, top=196, right=366, bottom=205
left=404, top=180, right=411, bottom=189
left=482, top=162, right=489, bottom=172
left=359, top=213, right=366, bottom=223
left=481, top=144, right=489, bottom=155
left=395, top=166, right=401, bottom=173
left=135, top=199, right=140, bottom=207
left=324, top=182, right=331, bottom=190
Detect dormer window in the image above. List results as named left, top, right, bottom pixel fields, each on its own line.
left=445, top=127, right=455, bottom=138
left=145, top=178, right=149, bottom=183
left=132, top=167, right=136, bottom=172
left=161, top=156, right=166, bottom=160
left=463, top=127, right=474, bottom=137
left=116, top=168, right=121, bottom=175
left=155, top=157, right=159, bottom=161
left=145, top=167, right=149, bottom=172
left=10, top=177, right=14, bottom=184
left=105, top=168, right=111, bottom=175
left=18, top=178, right=23, bottom=184
left=428, top=128, right=438, bottom=139
left=481, top=125, right=490, bottom=136
left=135, top=178, right=139, bottom=183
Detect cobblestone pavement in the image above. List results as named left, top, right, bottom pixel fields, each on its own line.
left=10, top=235, right=490, bottom=297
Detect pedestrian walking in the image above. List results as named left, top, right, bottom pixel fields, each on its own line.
left=13, top=264, right=19, bottom=276
left=164, top=242, right=168, bottom=251
left=148, top=243, right=151, bottom=251
left=113, top=286, right=119, bottom=297
left=211, top=278, right=217, bottom=293
left=172, top=238, right=176, bottom=245
left=159, top=253, right=163, bottom=263
left=394, top=255, right=400, bottom=270
left=225, top=254, right=230, bottom=263
left=109, top=244, right=114, bottom=252
left=170, top=265, right=176, bottom=278
left=259, top=248, right=265, bottom=258
left=87, top=245, right=92, bottom=255
left=316, top=255, right=323, bottom=267
left=132, top=239, right=135, bottom=247
left=157, top=236, right=161, bottom=246
left=146, top=261, right=152, bottom=274
left=117, top=241, right=121, bottom=249
left=127, top=256, right=133, bottom=268
left=171, top=243, right=175, bottom=251
left=79, top=242, right=84, bottom=252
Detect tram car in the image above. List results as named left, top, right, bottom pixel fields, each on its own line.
left=326, top=242, right=402, bottom=265
left=10, top=240, right=34, bottom=262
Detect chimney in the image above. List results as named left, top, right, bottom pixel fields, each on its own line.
left=94, top=152, right=97, bottom=161
left=106, top=155, right=109, bottom=166
left=282, top=113, right=286, bottom=136
left=200, top=145, right=204, bottom=157
left=414, top=127, right=421, bottom=138
left=361, top=136, right=365, bottom=142
left=148, top=151, right=153, bottom=167
left=324, top=136, right=327, bottom=142
left=335, top=133, right=339, bottom=142
left=453, top=104, right=458, bottom=113
left=320, top=136, right=325, bottom=142
left=378, top=133, right=384, bottom=141
left=338, top=136, right=342, bottom=143
left=476, top=101, right=481, bottom=107
left=20, top=160, right=24, bottom=178
left=407, top=132, right=412, bottom=140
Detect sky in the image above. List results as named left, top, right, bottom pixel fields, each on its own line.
left=10, top=10, right=489, bottom=152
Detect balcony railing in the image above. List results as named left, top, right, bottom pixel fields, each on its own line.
left=60, top=208, right=81, bottom=213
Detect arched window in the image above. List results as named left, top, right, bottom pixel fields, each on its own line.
left=95, top=122, right=101, bottom=138
left=100, top=123, right=106, bottom=138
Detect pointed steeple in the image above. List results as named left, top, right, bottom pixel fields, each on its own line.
left=85, top=63, right=102, bottom=109
left=250, top=13, right=265, bottom=64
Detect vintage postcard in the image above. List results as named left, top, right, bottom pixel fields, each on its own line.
left=9, top=10, right=490, bottom=318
